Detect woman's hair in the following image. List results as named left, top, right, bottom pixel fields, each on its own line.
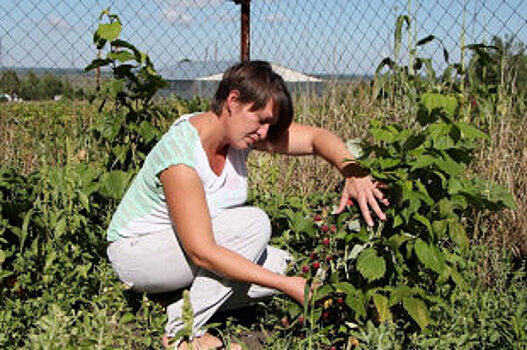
left=210, top=60, right=293, bottom=141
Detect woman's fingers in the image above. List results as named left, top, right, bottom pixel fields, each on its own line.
left=340, top=177, right=389, bottom=226
left=373, top=187, right=390, bottom=206
left=335, top=192, right=350, bottom=214
left=357, top=193, right=374, bottom=227
left=368, top=192, right=386, bottom=222
left=374, top=180, right=389, bottom=189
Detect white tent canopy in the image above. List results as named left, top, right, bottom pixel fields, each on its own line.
left=196, top=63, right=322, bottom=82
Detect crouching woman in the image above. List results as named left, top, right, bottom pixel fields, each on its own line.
left=106, top=61, right=388, bottom=349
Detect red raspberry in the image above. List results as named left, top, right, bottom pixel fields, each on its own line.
left=321, top=225, right=329, bottom=232
left=314, top=214, right=322, bottom=222
left=322, top=237, right=330, bottom=246
left=312, top=261, right=320, bottom=269
left=302, top=265, right=310, bottom=273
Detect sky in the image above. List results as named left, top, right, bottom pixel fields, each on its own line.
left=0, top=0, right=526, bottom=75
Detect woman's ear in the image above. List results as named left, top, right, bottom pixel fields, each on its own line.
left=226, top=90, right=241, bottom=113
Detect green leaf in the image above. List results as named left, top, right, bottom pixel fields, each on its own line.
left=403, top=297, right=430, bottom=330
left=85, top=58, right=113, bottom=71
left=314, top=285, right=334, bottom=301
left=99, top=170, right=132, bottom=200
left=395, top=15, right=410, bottom=56
left=448, top=220, right=469, bottom=252
left=112, top=39, right=142, bottom=60
left=54, top=216, right=67, bottom=238
left=447, top=265, right=468, bottom=290
left=356, top=248, right=386, bottom=282
left=78, top=191, right=90, bottom=212
left=102, top=79, right=124, bottom=98
left=345, top=291, right=366, bottom=320
left=120, top=312, right=135, bottom=324
left=21, top=208, right=34, bottom=251
left=108, top=50, right=137, bottom=63
left=387, top=233, right=412, bottom=251
left=403, top=134, right=426, bottom=152
left=393, top=214, right=403, bottom=228
left=421, top=93, right=458, bottom=117
left=413, top=213, right=433, bottom=236
left=453, top=122, right=490, bottom=141
left=409, top=154, right=436, bottom=171
left=432, top=220, right=448, bottom=239
left=417, top=35, right=435, bottom=46
left=434, top=156, right=465, bottom=176
left=438, top=199, right=454, bottom=218
left=372, top=294, right=391, bottom=323
left=371, top=128, right=395, bottom=143
left=97, top=21, right=122, bottom=42
left=414, top=239, right=446, bottom=274
left=388, top=285, right=413, bottom=306
left=332, top=282, right=356, bottom=295
left=283, top=209, right=316, bottom=237
left=138, top=121, right=159, bottom=143
left=448, top=177, right=463, bottom=195
left=377, top=157, right=401, bottom=170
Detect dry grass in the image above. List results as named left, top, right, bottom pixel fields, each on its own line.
left=0, top=100, right=96, bottom=174
left=1, top=81, right=525, bottom=255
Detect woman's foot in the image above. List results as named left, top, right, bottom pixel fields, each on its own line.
left=162, top=332, right=224, bottom=349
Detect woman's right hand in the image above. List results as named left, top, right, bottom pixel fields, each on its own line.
left=280, top=276, right=308, bottom=305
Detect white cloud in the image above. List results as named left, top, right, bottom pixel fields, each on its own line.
left=265, top=12, right=288, bottom=24
left=156, top=0, right=222, bottom=10
left=216, top=10, right=237, bottom=24
left=162, top=8, right=193, bottom=25
left=46, top=15, right=71, bottom=30
left=158, top=0, right=224, bottom=25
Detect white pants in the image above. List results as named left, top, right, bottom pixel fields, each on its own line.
left=107, top=206, right=292, bottom=338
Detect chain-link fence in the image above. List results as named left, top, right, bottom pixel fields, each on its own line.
left=1, top=0, right=526, bottom=98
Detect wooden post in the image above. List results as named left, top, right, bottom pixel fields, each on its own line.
left=234, top=0, right=250, bottom=62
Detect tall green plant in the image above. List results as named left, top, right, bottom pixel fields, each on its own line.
left=270, top=87, right=515, bottom=349
left=85, top=8, right=167, bottom=171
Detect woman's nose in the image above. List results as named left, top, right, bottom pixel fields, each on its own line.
left=257, top=124, right=270, bottom=139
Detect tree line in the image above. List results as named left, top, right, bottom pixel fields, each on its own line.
left=0, top=70, right=88, bottom=100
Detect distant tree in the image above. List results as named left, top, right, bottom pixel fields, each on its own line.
left=36, top=73, right=64, bottom=99
left=0, top=70, right=21, bottom=95
left=19, top=70, right=40, bottom=100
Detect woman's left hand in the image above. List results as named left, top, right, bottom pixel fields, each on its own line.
left=335, top=174, right=389, bottom=226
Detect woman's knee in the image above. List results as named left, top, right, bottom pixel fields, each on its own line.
left=212, top=206, right=271, bottom=251
left=243, top=206, right=271, bottom=244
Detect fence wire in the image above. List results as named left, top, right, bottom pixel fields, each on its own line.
left=0, top=0, right=526, bottom=94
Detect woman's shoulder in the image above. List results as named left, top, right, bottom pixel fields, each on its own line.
left=164, top=112, right=202, bottom=142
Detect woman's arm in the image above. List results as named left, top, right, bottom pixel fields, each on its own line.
left=255, top=122, right=389, bottom=226
left=159, top=165, right=306, bottom=304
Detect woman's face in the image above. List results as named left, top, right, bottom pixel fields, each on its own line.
left=227, top=96, right=278, bottom=149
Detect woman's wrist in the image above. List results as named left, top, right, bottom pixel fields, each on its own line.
left=340, top=160, right=368, bottom=178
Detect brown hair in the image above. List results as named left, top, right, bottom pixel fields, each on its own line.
left=210, top=61, right=293, bottom=141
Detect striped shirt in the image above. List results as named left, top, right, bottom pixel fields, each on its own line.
left=106, top=113, right=249, bottom=242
